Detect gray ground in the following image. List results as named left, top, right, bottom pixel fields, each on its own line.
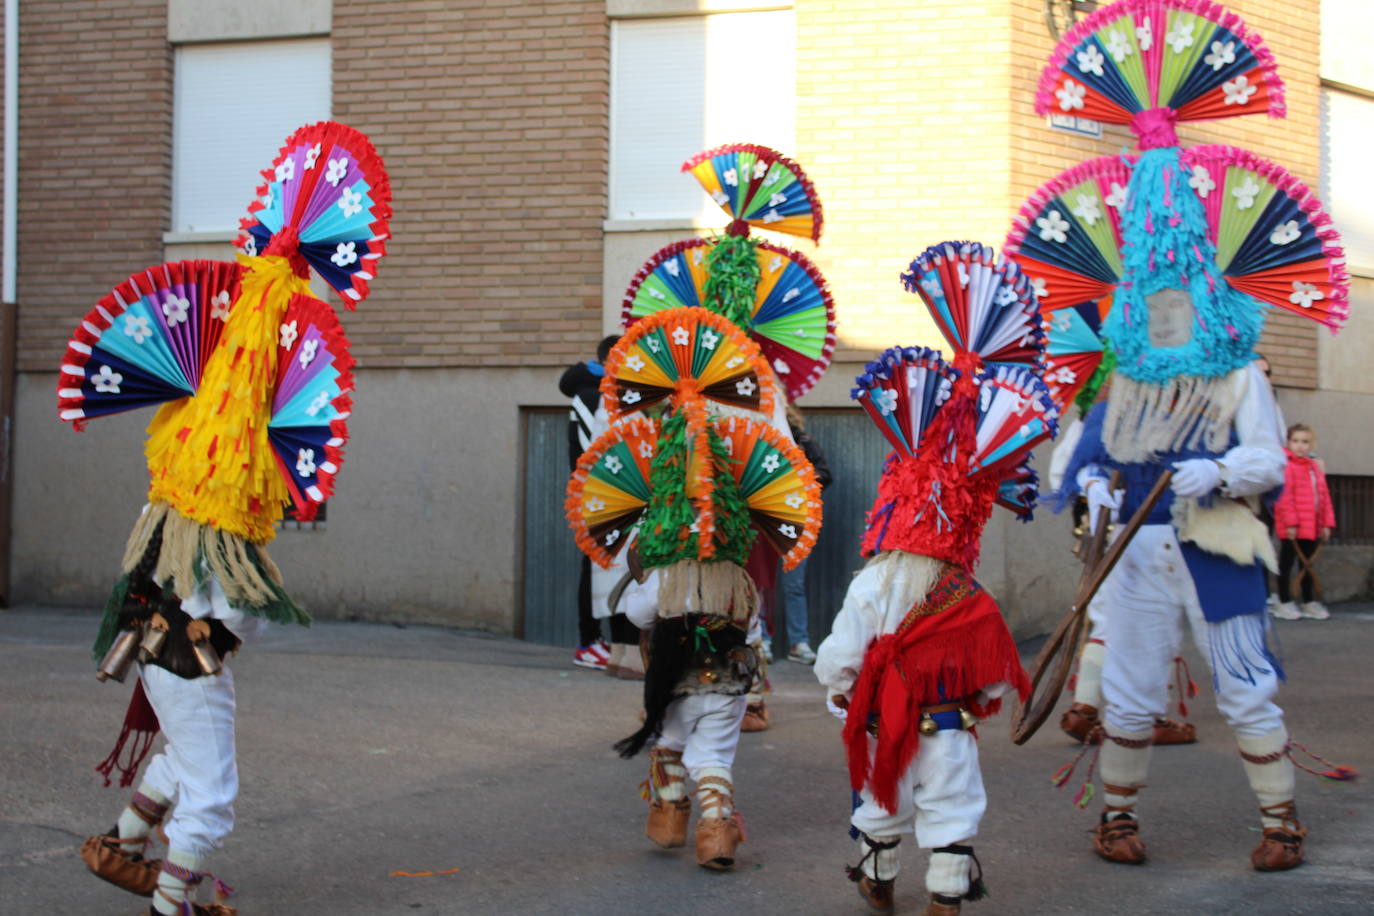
left=2, top=604, right=1371, bottom=915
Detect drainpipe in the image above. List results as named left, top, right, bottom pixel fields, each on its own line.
left=1, top=0, right=18, bottom=605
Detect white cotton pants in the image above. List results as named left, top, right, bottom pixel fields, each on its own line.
left=1100, top=525, right=1283, bottom=737
left=138, top=664, right=238, bottom=858
left=850, top=730, right=986, bottom=849
left=655, top=693, right=748, bottom=778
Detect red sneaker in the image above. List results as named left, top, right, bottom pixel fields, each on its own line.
left=573, top=645, right=607, bottom=670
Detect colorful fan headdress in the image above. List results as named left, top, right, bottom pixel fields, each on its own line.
left=58, top=121, right=391, bottom=647
left=852, top=243, right=1059, bottom=569
left=1010, top=0, right=1348, bottom=387
left=622, top=144, right=836, bottom=401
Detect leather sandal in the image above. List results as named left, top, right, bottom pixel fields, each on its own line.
left=1251, top=801, right=1306, bottom=871
left=80, top=832, right=162, bottom=897
left=741, top=701, right=770, bottom=732
left=1152, top=716, right=1197, bottom=745
left=694, top=814, right=743, bottom=869
left=1060, top=703, right=1102, bottom=744
left=1093, top=812, right=1146, bottom=864
left=923, top=893, right=962, bottom=915
left=645, top=797, right=691, bottom=848
left=856, top=875, right=895, bottom=913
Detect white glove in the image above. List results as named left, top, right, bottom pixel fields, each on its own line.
left=1084, top=477, right=1123, bottom=525
left=826, top=695, right=849, bottom=721
left=1171, top=459, right=1223, bottom=498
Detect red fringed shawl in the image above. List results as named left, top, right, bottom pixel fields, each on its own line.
left=842, top=564, right=1030, bottom=814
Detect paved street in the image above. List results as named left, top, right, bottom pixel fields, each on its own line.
left=2, top=604, right=1371, bottom=915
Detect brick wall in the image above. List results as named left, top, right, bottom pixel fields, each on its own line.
left=331, top=0, right=609, bottom=369
left=16, top=0, right=171, bottom=372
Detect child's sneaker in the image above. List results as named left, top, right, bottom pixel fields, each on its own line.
left=591, top=638, right=611, bottom=661
left=1270, top=601, right=1303, bottom=621
left=788, top=642, right=817, bottom=664
left=1300, top=601, right=1330, bottom=620
left=573, top=645, right=608, bottom=670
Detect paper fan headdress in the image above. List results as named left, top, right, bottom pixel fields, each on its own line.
left=621, top=144, right=836, bottom=401
left=58, top=121, right=391, bottom=652
left=1010, top=0, right=1348, bottom=387
left=852, top=243, right=1059, bottom=568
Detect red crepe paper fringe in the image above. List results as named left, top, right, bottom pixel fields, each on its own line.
left=681, top=143, right=825, bottom=242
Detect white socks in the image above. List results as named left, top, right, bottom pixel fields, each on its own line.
left=858, top=834, right=901, bottom=881
left=1100, top=725, right=1154, bottom=812
left=695, top=767, right=733, bottom=819
left=926, top=850, right=971, bottom=897
left=117, top=782, right=170, bottom=841
left=1073, top=640, right=1105, bottom=707
left=153, top=848, right=205, bottom=915
left=1238, top=726, right=1296, bottom=827
left=649, top=747, right=688, bottom=802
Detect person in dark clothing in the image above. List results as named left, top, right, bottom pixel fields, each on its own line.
left=778, top=403, right=832, bottom=665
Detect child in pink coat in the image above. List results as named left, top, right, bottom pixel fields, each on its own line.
left=1271, top=424, right=1336, bottom=620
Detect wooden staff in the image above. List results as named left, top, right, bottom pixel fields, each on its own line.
left=1011, top=469, right=1173, bottom=745
left=1290, top=538, right=1325, bottom=601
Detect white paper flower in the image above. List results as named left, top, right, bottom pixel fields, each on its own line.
left=625, top=354, right=645, bottom=372
left=1076, top=43, right=1106, bottom=76
left=1289, top=281, right=1324, bottom=310
left=331, top=241, right=358, bottom=267
left=326, top=156, right=349, bottom=187
left=1165, top=20, right=1195, bottom=53
left=777, top=523, right=797, bottom=539
left=622, top=389, right=642, bottom=404
left=700, top=329, right=720, bottom=350
left=638, top=441, right=654, bottom=459
left=1036, top=210, right=1071, bottom=243
left=1105, top=30, right=1133, bottom=63
left=279, top=320, right=299, bottom=349
left=664, top=259, right=680, bottom=277
left=586, top=496, right=605, bottom=513
left=299, top=339, right=319, bottom=369
left=1222, top=75, right=1257, bottom=106
left=1231, top=176, right=1261, bottom=210
left=604, top=529, right=621, bottom=546
left=1204, top=39, right=1236, bottom=72
left=275, top=158, right=295, bottom=183
left=724, top=355, right=744, bottom=369
left=605, top=454, right=624, bottom=474
left=761, top=209, right=782, bottom=224
left=995, top=286, right=1018, bottom=306
left=688, top=518, right=700, bottom=534
left=1031, top=277, right=1049, bottom=301
left=735, top=376, right=757, bottom=397
left=645, top=337, right=661, bottom=354
left=304, top=142, right=322, bottom=171
left=1049, top=366, right=1077, bottom=385
left=242, top=235, right=257, bottom=257
left=260, top=191, right=273, bottom=208
left=711, top=190, right=730, bottom=207
left=1270, top=220, right=1301, bottom=245
left=210, top=290, right=231, bottom=321
left=1052, top=311, right=1073, bottom=333
left=338, top=187, right=364, bottom=219
left=671, top=326, right=691, bottom=346
left=1056, top=79, right=1087, bottom=112
left=920, top=275, right=943, bottom=297
left=753, top=159, right=769, bottom=179
left=957, top=262, right=970, bottom=288
left=723, top=168, right=739, bottom=187
left=305, top=390, right=331, bottom=417
left=92, top=364, right=122, bottom=393
left=123, top=314, right=152, bottom=344
left=785, top=492, right=805, bottom=509
left=767, top=255, right=784, bottom=274
left=1105, top=182, right=1128, bottom=210
left=1136, top=18, right=1153, bottom=51
left=773, top=358, right=790, bottom=375
left=762, top=453, right=781, bottom=473
left=1072, top=194, right=1102, bottom=227
left=769, top=192, right=788, bottom=208
left=162, top=294, right=189, bottom=327
left=647, top=287, right=666, bottom=301
left=876, top=388, right=899, bottom=415
left=296, top=448, right=317, bottom=478
left=1188, top=165, right=1216, bottom=198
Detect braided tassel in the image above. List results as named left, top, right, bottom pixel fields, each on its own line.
left=1286, top=739, right=1358, bottom=782
left=1050, top=730, right=1102, bottom=808
left=1172, top=655, right=1198, bottom=718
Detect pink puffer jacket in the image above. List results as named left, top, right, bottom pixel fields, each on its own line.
left=1273, top=449, right=1336, bottom=540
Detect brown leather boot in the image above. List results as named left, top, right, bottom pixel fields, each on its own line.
left=1093, top=812, right=1146, bottom=864
left=1152, top=716, right=1197, bottom=745
left=80, top=832, right=162, bottom=897
left=856, top=875, right=894, bottom=913
left=741, top=701, right=770, bottom=732
left=1251, top=801, right=1306, bottom=871
left=922, top=893, right=962, bottom=915
left=695, top=815, right=743, bottom=870
left=1060, top=703, right=1102, bottom=744
left=645, top=797, right=691, bottom=848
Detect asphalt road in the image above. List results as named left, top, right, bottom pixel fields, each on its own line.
left=2, top=604, right=1371, bottom=915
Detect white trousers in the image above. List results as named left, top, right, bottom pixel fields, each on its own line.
left=850, top=730, right=986, bottom=849
left=139, top=664, right=238, bottom=858
left=1100, top=525, right=1283, bottom=737
left=655, top=693, right=747, bottom=778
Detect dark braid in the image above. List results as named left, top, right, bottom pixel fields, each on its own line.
left=120, top=520, right=166, bottom=621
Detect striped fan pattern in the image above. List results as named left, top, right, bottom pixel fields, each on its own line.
left=1042, top=302, right=1108, bottom=414
left=682, top=143, right=824, bottom=242
left=973, top=366, right=1060, bottom=477
left=851, top=347, right=958, bottom=460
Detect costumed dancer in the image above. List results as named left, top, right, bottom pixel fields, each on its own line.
left=62, top=122, right=391, bottom=913
left=816, top=241, right=1057, bottom=914
left=1007, top=0, right=1353, bottom=869
left=566, top=306, right=823, bottom=869
left=619, top=142, right=838, bottom=730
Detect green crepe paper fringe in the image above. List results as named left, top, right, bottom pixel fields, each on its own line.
left=91, top=545, right=309, bottom=661
left=704, top=235, right=761, bottom=329
left=706, top=427, right=757, bottom=567
left=1075, top=344, right=1117, bottom=418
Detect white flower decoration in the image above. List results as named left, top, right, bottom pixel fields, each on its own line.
left=1036, top=210, right=1071, bottom=243
left=957, top=262, right=970, bottom=288
left=92, top=365, right=122, bottom=393
left=753, top=159, right=769, bottom=179
left=1105, top=182, right=1128, bottom=210
left=1204, top=39, right=1236, bottom=72
left=622, top=390, right=642, bottom=404
left=784, top=493, right=805, bottom=509
left=767, top=255, right=784, bottom=274
left=338, top=187, right=364, bottom=219
left=242, top=235, right=257, bottom=257
left=1076, top=44, right=1105, bottom=76
left=723, top=168, right=739, bottom=187
left=647, top=288, right=666, bottom=301
left=275, top=158, right=295, bottom=183
left=605, top=454, right=624, bottom=474
left=1188, top=165, right=1216, bottom=198
left=762, top=453, right=781, bottom=473
left=1049, top=366, right=1077, bottom=385
left=279, top=320, right=299, bottom=349
left=638, top=441, right=654, bottom=459
left=299, top=339, right=319, bottom=369
left=735, top=376, right=757, bottom=397
left=688, top=518, right=700, bottom=534
left=296, top=448, right=317, bottom=478
left=210, top=290, right=231, bottom=321
left=1072, top=194, right=1102, bottom=227
left=645, top=337, right=661, bottom=354
left=123, top=314, right=152, bottom=344
left=1105, top=30, right=1133, bottom=63
left=700, top=329, right=720, bottom=350
left=920, top=275, right=943, bottom=297
left=586, top=496, right=605, bottom=513
left=1052, top=311, right=1074, bottom=332
left=995, top=286, right=1018, bottom=306
left=711, top=190, right=730, bottom=207
left=1056, top=79, right=1087, bottom=112
left=773, top=358, right=790, bottom=375
left=671, top=326, right=691, bottom=346
left=876, top=388, right=899, bottom=415
left=1270, top=220, right=1301, bottom=246
left=304, top=143, right=322, bottom=170
left=1136, top=18, right=1153, bottom=51
left=1031, top=277, right=1049, bottom=300
left=664, top=259, right=680, bottom=277
left=331, top=241, right=359, bottom=267
left=625, top=354, right=646, bottom=372
left=769, top=192, right=787, bottom=208
left=1289, top=281, right=1324, bottom=310
left=1165, top=20, right=1195, bottom=53
left=777, top=523, right=797, bottom=539
left=1222, top=75, right=1257, bottom=106
left=724, top=355, right=744, bottom=370
left=761, top=209, right=782, bottom=224
left=782, top=287, right=800, bottom=303
left=1231, top=176, right=1261, bottom=210
left=304, top=390, right=331, bottom=417
left=162, top=294, right=189, bottom=327
left=326, top=156, right=349, bottom=187
left=603, top=529, right=622, bottom=547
